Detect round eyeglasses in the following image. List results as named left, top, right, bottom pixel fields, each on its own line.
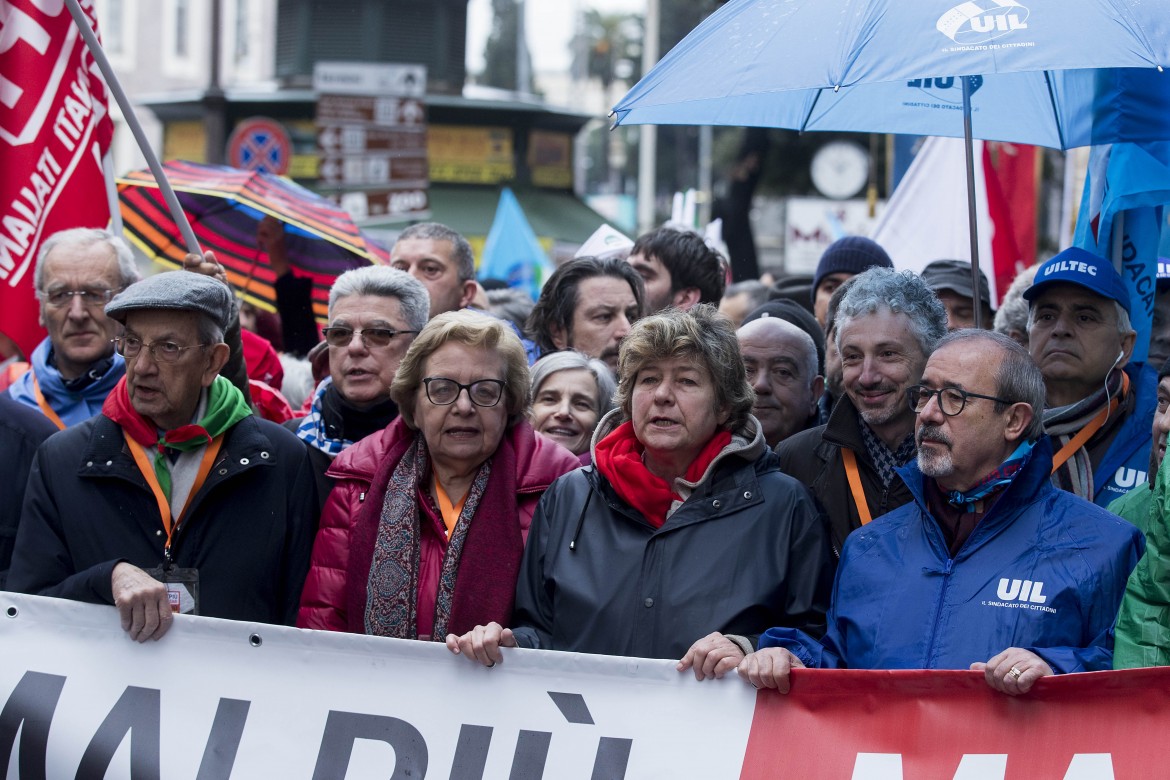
left=906, top=384, right=1013, bottom=417
left=423, top=377, right=506, bottom=407
left=322, top=327, right=420, bottom=349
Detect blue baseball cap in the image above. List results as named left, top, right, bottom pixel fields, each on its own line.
left=1023, top=247, right=1131, bottom=315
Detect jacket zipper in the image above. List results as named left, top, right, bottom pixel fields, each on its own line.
left=924, top=557, right=955, bottom=667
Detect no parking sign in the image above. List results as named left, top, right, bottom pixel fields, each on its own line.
left=227, top=117, right=292, bottom=174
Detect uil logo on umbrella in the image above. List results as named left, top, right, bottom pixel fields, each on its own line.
left=937, top=1, right=1031, bottom=46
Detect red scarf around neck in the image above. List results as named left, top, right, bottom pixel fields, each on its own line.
left=594, top=421, right=732, bottom=528
left=102, top=376, right=210, bottom=451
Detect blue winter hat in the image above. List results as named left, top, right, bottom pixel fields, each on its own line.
left=1023, top=247, right=1131, bottom=315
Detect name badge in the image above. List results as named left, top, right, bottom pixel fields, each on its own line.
left=145, top=565, right=200, bottom=615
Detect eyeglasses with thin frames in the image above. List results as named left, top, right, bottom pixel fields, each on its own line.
left=113, top=336, right=209, bottom=364
left=322, top=327, right=420, bottom=349
left=41, top=288, right=117, bottom=308
left=423, top=377, right=506, bottom=407
left=906, top=384, right=1013, bottom=417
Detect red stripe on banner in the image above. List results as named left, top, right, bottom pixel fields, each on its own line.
left=740, top=667, right=1170, bottom=778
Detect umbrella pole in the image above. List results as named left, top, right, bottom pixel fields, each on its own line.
left=961, top=76, right=984, bottom=330
left=63, top=0, right=201, bottom=257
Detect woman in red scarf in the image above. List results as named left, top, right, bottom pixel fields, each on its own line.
left=449, top=305, right=835, bottom=676
left=296, top=311, right=581, bottom=640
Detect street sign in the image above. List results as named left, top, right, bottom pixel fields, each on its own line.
left=227, top=117, right=292, bottom=175
left=314, top=63, right=429, bottom=222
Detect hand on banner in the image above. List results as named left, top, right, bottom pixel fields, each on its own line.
left=183, top=250, right=228, bottom=286
left=446, top=622, right=517, bottom=667
left=111, top=562, right=173, bottom=643
left=971, top=648, right=1054, bottom=695
left=736, top=647, right=806, bottom=693
left=677, top=632, right=746, bottom=681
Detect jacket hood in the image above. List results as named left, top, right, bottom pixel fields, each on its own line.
left=590, top=407, right=767, bottom=498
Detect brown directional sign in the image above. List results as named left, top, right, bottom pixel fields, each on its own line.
left=314, top=63, right=429, bottom=221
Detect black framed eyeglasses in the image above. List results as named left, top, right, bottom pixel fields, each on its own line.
left=322, top=326, right=420, bottom=349
left=906, top=384, right=1014, bottom=417
left=113, top=336, right=208, bottom=364
left=423, top=377, right=506, bottom=407
left=41, top=288, right=116, bottom=308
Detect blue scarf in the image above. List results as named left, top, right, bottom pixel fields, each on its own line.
left=946, top=440, right=1035, bottom=509
left=296, top=378, right=352, bottom=457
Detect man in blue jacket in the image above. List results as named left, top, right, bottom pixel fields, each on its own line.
left=740, top=330, right=1143, bottom=695
left=1025, top=247, right=1157, bottom=506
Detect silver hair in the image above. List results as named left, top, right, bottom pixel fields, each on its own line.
left=993, top=264, right=1039, bottom=339
left=835, top=267, right=948, bottom=357
left=328, top=265, right=430, bottom=331
left=35, top=228, right=139, bottom=292
left=529, top=349, right=617, bottom=417
left=396, top=222, right=475, bottom=282
left=195, top=314, right=225, bottom=346
left=934, top=329, right=1046, bottom=442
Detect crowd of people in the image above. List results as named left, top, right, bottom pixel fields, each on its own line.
left=3, top=217, right=1170, bottom=698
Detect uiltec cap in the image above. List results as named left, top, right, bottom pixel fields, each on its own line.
left=1023, top=247, right=1131, bottom=315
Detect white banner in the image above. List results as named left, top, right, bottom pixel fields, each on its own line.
left=0, top=592, right=755, bottom=778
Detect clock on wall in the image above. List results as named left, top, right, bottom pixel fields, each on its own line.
left=810, top=141, right=870, bottom=200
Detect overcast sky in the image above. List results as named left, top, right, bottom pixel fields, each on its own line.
left=466, top=0, right=643, bottom=75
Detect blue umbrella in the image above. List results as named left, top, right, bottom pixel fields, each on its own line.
left=612, top=0, right=1170, bottom=325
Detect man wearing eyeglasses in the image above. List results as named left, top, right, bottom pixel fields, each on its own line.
left=288, top=266, right=430, bottom=508
left=741, top=330, right=1143, bottom=694
left=8, top=228, right=141, bottom=429
left=10, top=271, right=317, bottom=642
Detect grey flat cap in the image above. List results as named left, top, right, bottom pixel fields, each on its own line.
left=105, top=271, right=233, bottom=331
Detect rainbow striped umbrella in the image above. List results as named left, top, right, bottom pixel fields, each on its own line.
left=118, top=160, right=387, bottom=322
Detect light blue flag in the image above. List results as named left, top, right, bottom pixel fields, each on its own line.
left=478, top=188, right=553, bottom=301
left=1073, top=142, right=1170, bottom=365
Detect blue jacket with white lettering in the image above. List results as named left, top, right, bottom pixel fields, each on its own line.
left=1091, top=362, right=1158, bottom=507
left=759, top=436, right=1144, bottom=673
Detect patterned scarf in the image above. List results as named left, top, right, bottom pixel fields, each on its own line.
left=363, top=434, right=492, bottom=639
left=945, top=440, right=1034, bottom=509
left=1043, top=369, right=1126, bottom=500
left=859, top=414, right=917, bottom=488
left=296, top=378, right=351, bottom=456
left=103, top=375, right=253, bottom=500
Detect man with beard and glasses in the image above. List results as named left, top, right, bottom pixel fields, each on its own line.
left=775, top=268, right=946, bottom=554
left=742, top=330, right=1142, bottom=695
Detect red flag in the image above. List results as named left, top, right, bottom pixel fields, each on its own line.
left=0, top=0, right=113, bottom=358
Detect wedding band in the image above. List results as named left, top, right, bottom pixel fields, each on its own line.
left=1007, top=666, right=1023, bottom=680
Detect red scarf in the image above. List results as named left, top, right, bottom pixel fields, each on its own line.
left=594, top=421, right=732, bottom=528
left=103, top=376, right=211, bottom=450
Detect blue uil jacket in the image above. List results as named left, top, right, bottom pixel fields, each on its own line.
left=759, top=436, right=1144, bottom=673
left=1091, top=362, right=1158, bottom=507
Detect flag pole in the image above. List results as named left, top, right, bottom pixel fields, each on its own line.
left=63, top=0, right=200, bottom=256
left=961, top=75, right=984, bottom=330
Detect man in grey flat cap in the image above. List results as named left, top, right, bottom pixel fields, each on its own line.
left=921, top=259, right=995, bottom=331
left=9, top=271, right=318, bottom=641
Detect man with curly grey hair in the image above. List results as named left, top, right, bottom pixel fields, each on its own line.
left=776, top=267, right=948, bottom=554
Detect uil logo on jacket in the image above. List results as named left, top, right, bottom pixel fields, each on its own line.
left=996, top=578, right=1046, bottom=604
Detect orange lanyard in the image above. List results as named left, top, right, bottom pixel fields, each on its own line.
left=841, top=447, right=873, bottom=526
left=1049, top=373, right=1128, bottom=474
left=432, top=476, right=467, bottom=538
left=124, top=432, right=224, bottom=552
left=30, top=373, right=66, bottom=430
